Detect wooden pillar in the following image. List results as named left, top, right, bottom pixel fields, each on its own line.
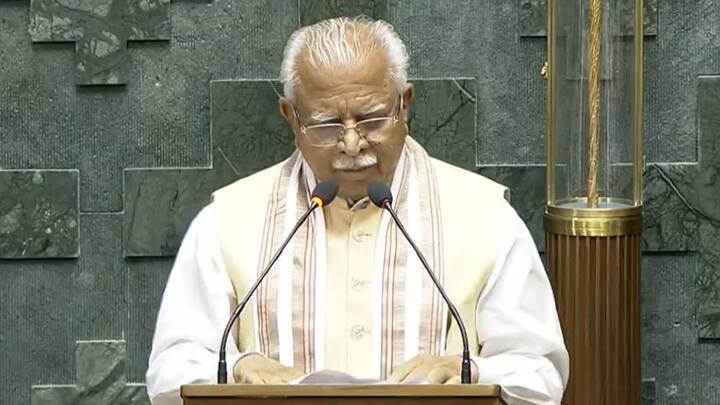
left=545, top=208, right=642, bottom=404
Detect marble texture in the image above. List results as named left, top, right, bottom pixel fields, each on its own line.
left=519, top=0, right=547, bottom=37
left=519, top=0, right=658, bottom=38
left=643, top=1, right=719, bottom=163
left=123, top=80, right=294, bottom=257
left=2, top=1, right=299, bottom=213
left=299, top=0, right=390, bottom=26
left=0, top=170, right=79, bottom=258
left=392, top=0, right=548, bottom=165
left=642, top=76, right=720, bottom=338
left=29, top=0, right=170, bottom=85
left=123, top=158, right=236, bottom=257
left=0, top=259, right=77, bottom=405
left=641, top=254, right=720, bottom=403
left=1, top=213, right=127, bottom=404
left=117, top=384, right=151, bottom=404
left=210, top=80, right=295, bottom=176
left=410, top=79, right=477, bottom=171
left=74, top=213, right=127, bottom=340
left=30, top=340, right=149, bottom=405
left=477, top=165, right=546, bottom=251
left=642, top=378, right=656, bottom=405
left=75, top=340, right=128, bottom=404
left=126, top=258, right=172, bottom=383
left=619, top=0, right=658, bottom=36
left=30, top=386, right=79, bottom=405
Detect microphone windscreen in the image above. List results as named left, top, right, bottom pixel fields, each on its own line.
left=311, top=178, right=339, bottom=206
left=367, top=181, right=393, bottom=207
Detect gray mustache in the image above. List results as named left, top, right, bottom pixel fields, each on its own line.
left=332, top=153, right=378, bottom=170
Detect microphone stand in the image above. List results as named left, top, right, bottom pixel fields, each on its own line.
left=380, top=201, right=473, bottom=385
left=216, top=202, right=320, bottom=384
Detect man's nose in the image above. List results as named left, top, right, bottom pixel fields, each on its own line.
left=338, top=126, right=367, bottom=157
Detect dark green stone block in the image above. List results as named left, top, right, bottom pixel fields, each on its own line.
left=391, top=0, right=548, bottom=165
left=123, top=80, right=296, bottom=257
left=643, top=1, right=717, bottom=163
left=211, top=80, right=295, bottom=176
left=519, top=0, right=547, bottom=37
left=641, top=77, right=720, bottom=338
left=29, top=0, right=170, bottom=85
left=519, top=0, right=657, bottom=38
left=299, top=0, right=390, bottom=26
left=619, top=0, right=658, bottom=36
left=390, top=0, right=485, bottom=78
left=117, top=384, right=151, bottom=405
left=2, top=213, right=126, bottom=404
left=75, top=213, right=126, bottom=339
left=642, top=164, right=698, bottom=253
left=641, top=378, right=656, bottom=405
left=30, top=340, right=149, bottom=405
left=123, top=159, right=236, bottom=257
left=126, top=259, right=172, bottom=383
left=76, top=340, right=127, bottom=405
left=0, top=170, right=79, bottom=258
left=697, top=76, right=720, bottom=172
left=1, top=261, right=76, bottom=405
left=641, top=253, right=720, bottom=403
left=478, top=165, right=546, bottom=251
left=410, top=79, right=477, bottom=172
left=31, top=385, right=80, bottom=405
left=693, top=76, right=720, bottom=339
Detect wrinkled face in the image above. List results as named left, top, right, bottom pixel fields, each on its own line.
left=279, top=51, right=413, bottom=201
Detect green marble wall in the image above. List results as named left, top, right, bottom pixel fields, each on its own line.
left=0, top=1, right=718, bottom=404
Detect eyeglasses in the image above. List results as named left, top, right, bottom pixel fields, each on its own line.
left=292, top=96, right=403, bottom=147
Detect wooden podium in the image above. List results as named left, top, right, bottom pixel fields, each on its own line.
left=181, top=384, right=505, bottom=404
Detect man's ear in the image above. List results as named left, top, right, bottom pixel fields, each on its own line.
left=402, top=82, right=414, bottom=114
left=278, top=97, right=294, bottom=126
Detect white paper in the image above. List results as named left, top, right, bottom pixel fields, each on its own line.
left=290, top=369, right=434, bottom=385
left=290, top=370, right=388, bottom=385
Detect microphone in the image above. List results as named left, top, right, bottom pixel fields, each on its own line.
left=367, top=181, right=472, bottom=385
left=217, top=177, right=339, bottom=384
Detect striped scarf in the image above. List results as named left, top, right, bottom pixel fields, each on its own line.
left=254, top=137, right=446, bottom=379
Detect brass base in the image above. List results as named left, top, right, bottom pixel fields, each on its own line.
left=545, top=198, right=642, bottom=237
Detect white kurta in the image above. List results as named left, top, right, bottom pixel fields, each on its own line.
left=146, top=196, right=569, bottom=405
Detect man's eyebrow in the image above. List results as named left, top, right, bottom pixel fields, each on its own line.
left=309, top=111, right=339, bottom=123
left=307, top=103, right=390, bottom=123
left=359, top=103, right=389, bottom=116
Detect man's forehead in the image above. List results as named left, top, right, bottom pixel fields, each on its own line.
left=294, top=72, right=395, bottom=116
left=299, top=87, right=392, bottom=117
left=298, top=64, right=391, bottom=93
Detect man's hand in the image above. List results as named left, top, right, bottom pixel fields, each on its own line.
left=388, top=354, right=478, bottom=384
left=233, top=354, right=304, bottom=384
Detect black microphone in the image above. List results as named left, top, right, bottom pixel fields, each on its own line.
left=367, top=181, right=472, bottom=385
left=217, top=177, right=339, bottom=384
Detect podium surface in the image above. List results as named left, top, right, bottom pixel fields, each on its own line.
left=182, top=384, right=504, bottom=404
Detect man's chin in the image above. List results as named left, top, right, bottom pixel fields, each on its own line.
left=333, top=166, right=383, bottom=200
left=337, top=178, right=373, bottom=201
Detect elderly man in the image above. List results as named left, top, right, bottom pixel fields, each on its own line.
left=146, top=17, right=568, bottom=405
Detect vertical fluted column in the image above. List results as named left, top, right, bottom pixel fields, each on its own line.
left=546, top=213, right=641, bottom=405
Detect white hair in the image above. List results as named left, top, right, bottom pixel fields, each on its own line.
left=279, top=16, right=409, bottom=102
